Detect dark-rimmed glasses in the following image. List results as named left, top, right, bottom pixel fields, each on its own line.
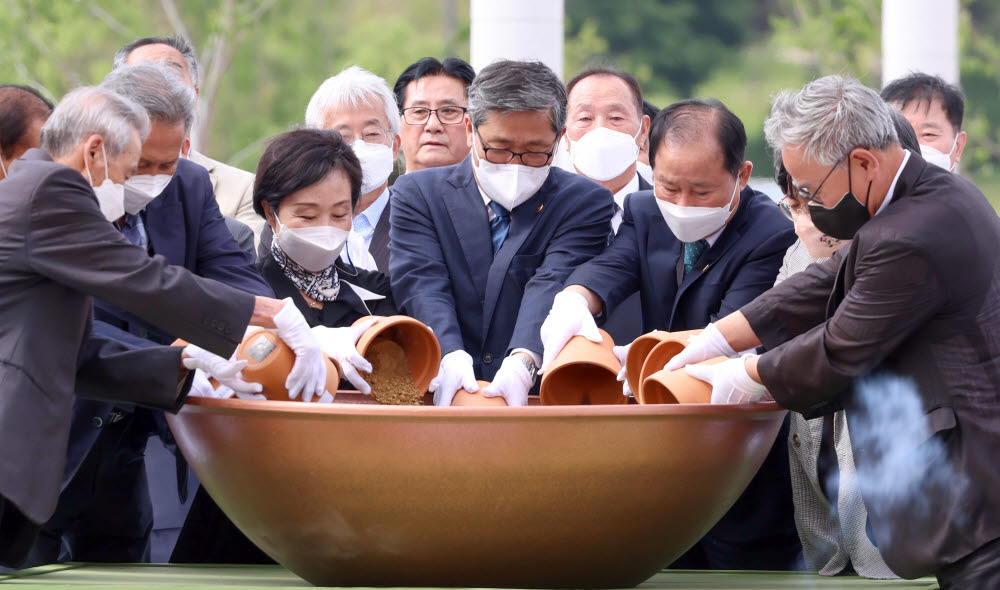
left=401, top=106, right=468, bottom=125
left=474, top=128, right=556, bottom=167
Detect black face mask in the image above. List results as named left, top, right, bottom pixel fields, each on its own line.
left=806, top=151, right=873, bottom=240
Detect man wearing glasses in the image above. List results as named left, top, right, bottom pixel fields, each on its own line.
left=393, top=57, right=475, bottom=173
left=389, top=59, right=613, bottom=406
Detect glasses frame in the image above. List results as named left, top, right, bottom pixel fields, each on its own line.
left=340, top=126, right=393, bottom=146
left=473, top=128, right=557, bottom=168
left=401, top=106, right=468, bottom=126
left=787, top=147, right=859, bottom=205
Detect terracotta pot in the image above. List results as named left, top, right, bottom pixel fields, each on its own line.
left=235, top=330, right=340, bottom=402
left=539, top=329, right=626, bottom=405
left=451, top=380, right=507, bottom=406
left=167, top=396, right=787, bottom=588
left=639, top=356, right=728, bottom=404
left=623, top=329, right=700, bottom=395
left=634, top=329, right=702, bottom=393
left=353, top=316, right=441, bottom=393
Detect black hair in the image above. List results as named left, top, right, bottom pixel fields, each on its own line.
left=565, top=68, right=644, bottom=117
left=253, top=128, right=363, bottom=218
left=642, top=100, right=659, bottom=121
left=649, top=98, right=747, bottom=177
left=0, top=85, right=54, bottom=159
left=880, top=73, right=964, bottom=132
left=889, top=108, right=921, bottom=153
left=393, top=57, right=475, bottom=110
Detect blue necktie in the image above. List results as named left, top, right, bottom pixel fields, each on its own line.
left=489, top=202, right=510, bottom=256
left=683, top=239, right=709, bottom=274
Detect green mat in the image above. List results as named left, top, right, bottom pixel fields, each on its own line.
left=0, top=564, right=939, bottom=589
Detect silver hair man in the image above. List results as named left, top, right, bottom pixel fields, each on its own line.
left=305, top=65, right=401, bottom=134
left=101, top=63, right=197, bottom=134
left=113, top=35, right=200, bottom=88
left=40, top=86, right=150, bottom=159
left=467, top=60, right=567, bottom=134
left=764, top=75, right=898, bottom=166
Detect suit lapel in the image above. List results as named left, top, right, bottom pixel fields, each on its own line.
left=369, top=197, right=392, bottom=272
left=444, top=160, right=492, bottom=302
left=143, top=183, right=186, bottom=265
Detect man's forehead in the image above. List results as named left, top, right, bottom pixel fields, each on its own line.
left=407, top=75, right=467, bottom=104
left=569, top=76, right=638, bottom=113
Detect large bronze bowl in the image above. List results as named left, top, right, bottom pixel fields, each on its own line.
left=167, top=395, right=786, bottom=588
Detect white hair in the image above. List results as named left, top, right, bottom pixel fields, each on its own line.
left=304, top=66, right=400, bottom=135
left=764, top=75, right=898, bottom=166
left=40, top=86, right=151, bottom=159
left=101, top=63, right=197, bottom=134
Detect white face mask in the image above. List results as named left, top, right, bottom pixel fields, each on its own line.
left=471, top=147, right=552, bottom=212
left=920, top=135, right=958, bottom=172
left=655, top=178, right=739, bottom=243
left=351, top=140, right=394, bottom=195
left=568, top=125, right=641, bottom=181
left=83, top=144, right=125, bottom=222
left=274, top=218, right=350, bottom=272
left=636, top=161, right=653, bottom=185
left=124, top=174, right=173, bottom=214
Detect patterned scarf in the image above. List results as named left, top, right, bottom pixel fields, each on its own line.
left=270, top=239, right=341, bottom=301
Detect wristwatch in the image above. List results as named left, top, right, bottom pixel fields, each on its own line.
left=516, top=354, right=538, bottom=385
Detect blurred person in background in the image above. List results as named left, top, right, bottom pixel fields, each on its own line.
left=637, top=100, right=659, bottom=184
left=881, top=73, right=966, bottom=174
left=393, top=57, right=475, bottom=173
left=0, top=84, right=53, bottom=180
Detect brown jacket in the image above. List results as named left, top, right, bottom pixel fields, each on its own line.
left=0, top=149, right=255, bottom=525
left=742, top=152, right=1000, bottom=578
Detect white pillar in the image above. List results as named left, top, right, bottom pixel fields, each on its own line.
left=470, top=0, right=564, bottom=78
left=882, top=0, right=959, bottom=86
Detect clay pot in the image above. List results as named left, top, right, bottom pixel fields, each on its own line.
left=235, top=330, right=340, bottom=402
left=623, top=329, right=701, bottom=395
left=639, top=357, right=728, bottom=404
left=451, top=380, right=507, bottom=407
left=539, top=329, right=626, bottom=405
left=352, top=315, right=441, bottom=393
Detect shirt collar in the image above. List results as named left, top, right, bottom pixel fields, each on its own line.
left=876, top=149, right=910, bottom=216
left=612, top=173, right=640, bottom=211
left=355, top=186, right=391, bottom=229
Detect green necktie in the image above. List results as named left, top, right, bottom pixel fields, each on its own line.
left=683, top=239, right=709, bottom=274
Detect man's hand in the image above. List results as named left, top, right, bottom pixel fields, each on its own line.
left=312, top=319, right=377, bottom=394
left=182, top=343, right=262, bottom=395
left=429, top=350, right=478, bottom=406
left=483, top=354, right=533, bottom=407
left=540, top=290, right=602, bottom=373
left=685, top=356, right=769, bottom=404
left=664, top=323, right=738, bottom=371
left=272, top=298, right=326, bottom=402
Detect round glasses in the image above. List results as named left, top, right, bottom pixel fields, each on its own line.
left=474, top=129, right=556, bottom=168
left=401, top=106, right=468, bottom=126
left=339, top=126, right=392, bottom=145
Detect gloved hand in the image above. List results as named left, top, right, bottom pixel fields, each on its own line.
left=684, top=356, right=769, bottom=404
left=613, top=344, right=632, bottom=397
left=664, top=323, right=738, bottom=371
left=187, top=369, right=227, bottom=399
left=273, top=298, right=327, bottom=402
left=312, top=318, right=378, bottom=394
left=430, top=350, right=478, bottom=406
left=216, top=384, right=266, bottom=401
left=539, top=290, right=601, bottom=373
left=182, top=343, right=262, bottom=395
left=483, top=355, right=532, bottom=407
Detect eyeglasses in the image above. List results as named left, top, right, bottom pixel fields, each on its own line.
left=401, top=106, right=467, bottom=125
left=338, top=126, right=392, bottom=145
left=778, top=198, right=805, bottom=220
left=474, top=128, right=556, bottom=167
left=787, top=148, right=856, bottom=205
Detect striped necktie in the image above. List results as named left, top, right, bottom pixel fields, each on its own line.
left=489, top=202, right=510, bottom=256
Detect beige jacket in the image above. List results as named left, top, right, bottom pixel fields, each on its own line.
left=189, top=150, right=263, bottom=244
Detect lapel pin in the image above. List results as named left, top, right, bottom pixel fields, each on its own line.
left=536, top=204, right=544, bottom=214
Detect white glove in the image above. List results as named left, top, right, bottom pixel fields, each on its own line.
left=429, top=350, right=478, bottom=406
left=483, top=355, right=532, bottom=407
left=613, top=344, right=632, bottom=397
left=273, top=298, right=326, bottom=402
left=663, top=323, right=738, bottom=371
left=217, top=384, right=265, bottom=401
left=182, top=343, right=262, bottom=395
left=311, top=318, right=377, bottom=394
left=187, top=369, right=226, bottom=399
left=539, top=290, right=602, bottom=373
left=685, top=357, right=769, bottom=404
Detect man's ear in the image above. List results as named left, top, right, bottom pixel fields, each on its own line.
left=953, top=130, right=967, bottom=165
left=738, top=160, right=753, bottom=191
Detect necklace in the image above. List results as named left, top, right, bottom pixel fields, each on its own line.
left=301, top=292, right=323, bottom=309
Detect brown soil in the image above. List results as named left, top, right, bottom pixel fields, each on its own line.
left=366, top=339, right=423, bottom=405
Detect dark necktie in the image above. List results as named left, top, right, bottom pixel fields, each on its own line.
left=489, top=202, right=510, bottom=256
left=683, top=239, right=709, bottom=274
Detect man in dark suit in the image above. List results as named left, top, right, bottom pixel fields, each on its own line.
left=0, top=85, right=325, bottom=567
left=672, top=75, right=1000, bottom=589
left=560, top=67, right=653, bottom=345
left=390, top=60, right=613, bottom=407
left=21, top=63, right=276, bottom=567
left=540, top=98, right=799, bottom=571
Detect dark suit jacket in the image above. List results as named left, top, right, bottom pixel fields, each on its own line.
left=601, top=173, right=652, bottom=344
left=369, top=197, right=391, bottom=273
left=0, top=149, right=254, bottom=525
left=569, top=186, right=795, bottom=333
left=389, top=157, right=613, bottom=380
left=224, top=216, right=256, bottom=258
left=743, top=152, right=1000, bottom=578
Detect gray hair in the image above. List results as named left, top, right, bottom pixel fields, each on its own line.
left=101, top=63, right=196, bottom=134
left=468, top=60, right=567, bottom=134
left=40, top=86, right=150, bottom=159
left=113, top=35, right=200, bottom=88
left=764, top=75, right=898, bottom=166
left=305, top=66, right=400, bottom=135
